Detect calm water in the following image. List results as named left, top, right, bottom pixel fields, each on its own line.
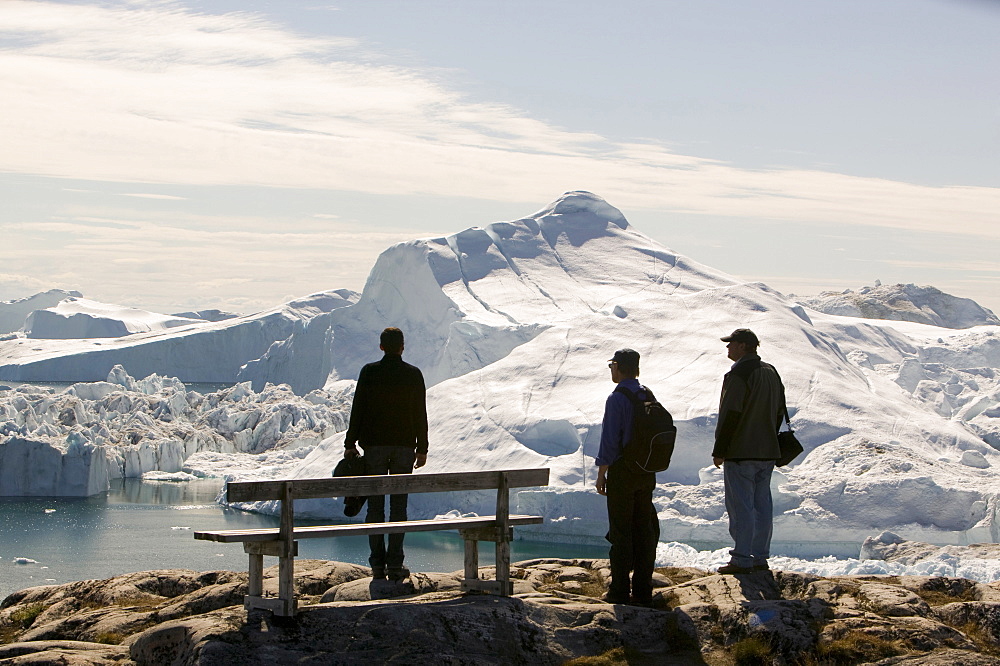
left=0, top=479, right=607, bottom=601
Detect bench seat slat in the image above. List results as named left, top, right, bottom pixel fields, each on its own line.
left=194, top=514, right=544, bottom=543
left=226, top=468, right=550, bottom=502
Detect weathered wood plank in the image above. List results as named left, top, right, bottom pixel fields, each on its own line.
left=461, top=579, right=512, bottom=594
left=245, top=595, right=295, bottom=616
left=225, top=468, right=550, bottom=502
left=463, top=538, right=479, bottom=582
left=194, top=514, right=543, bottom=543
left=247, top=554, right=263, bottom=597
left=277, top=481, right=295, bottom=612
left=243, top=541, right=296, bottom=557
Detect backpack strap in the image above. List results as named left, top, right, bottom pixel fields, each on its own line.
left=614, top=385, right=651, bottom=403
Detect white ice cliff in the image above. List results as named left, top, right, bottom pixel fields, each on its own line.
left=1, top=192, right=999, bottom=556
left=0, top=365, right=350, bottom=496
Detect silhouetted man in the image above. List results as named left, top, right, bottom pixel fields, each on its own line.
left=712, top=328, right=786, bottom=575
left=345, top=327, right=428, bottom=582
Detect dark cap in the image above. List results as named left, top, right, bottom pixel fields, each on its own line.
left=721, top=328, right=759, bottom=346
left=609, top=348, right=640, bottom=373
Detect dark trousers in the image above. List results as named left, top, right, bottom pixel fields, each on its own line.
left=363, top=446, right=416, bottom=570
left=605, top=460, right=659, bottom=601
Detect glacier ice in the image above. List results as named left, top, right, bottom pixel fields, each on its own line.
left=1, top=192, right=999, bottom=562
left=0, top=365, right=350, bottom=496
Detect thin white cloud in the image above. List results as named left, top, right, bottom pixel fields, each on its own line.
left=1, top=0, right=996, bottom=239
left=118, top=193, right=187, bottom=200
left=0, top=205, right=436, bottom=312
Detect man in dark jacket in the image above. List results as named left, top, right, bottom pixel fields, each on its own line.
left=345, top=327, right=428, bottom=582
left=595, top=348, right=659, bottom=605
left=712, top=328, right=786, bottom=575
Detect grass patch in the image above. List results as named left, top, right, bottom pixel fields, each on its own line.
left=913, top=588, right=975, bottom=607
left=955, top=621, right=1000, bottom=657
left=909, top=579, right=979, bottom=607
left=537, top=570, right=607, bottom=599
left=816, top=630, right=902, bottom=664
left=112, top=594, right=164, bottom=610
left=730, top=635, right=774, bottom=665
left=0, top=602, right=46, bottom=645
left=564, top=646, right=627, bottom=665
left=654, top=566, right=705, bottom=585
left=8, top=603, right=45, bottom=629
left=652, top=590, right=680, bottom=610
left=94, top=631, right=125, bottom=645
left=564, top=646, right=657, bottom=665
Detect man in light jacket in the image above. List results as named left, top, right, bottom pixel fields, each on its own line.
left=712, top=328, right=786, bottom=575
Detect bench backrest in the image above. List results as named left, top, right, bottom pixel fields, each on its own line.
left=226, top=468, right=550, bottom=502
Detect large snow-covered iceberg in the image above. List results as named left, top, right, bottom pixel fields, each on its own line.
left=0, top=290, right=357, bottom=384
left=797, top=283, right=1000, bottom=329
left=25, top=297, right=206, bottom=339
left=2, top=192, right=999, bottom=556
left=237, top=191, right=1000, bottom=550
left=0, top=289, right=82, bottom=335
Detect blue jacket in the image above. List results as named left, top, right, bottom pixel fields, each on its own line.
left=596, top=378, right=647, bottom=466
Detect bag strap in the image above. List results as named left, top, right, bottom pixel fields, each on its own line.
left=737, top=359, right=793, bottom=432
left=613, top=384, right=653, bottom=404
left=771, top=366, right=793, bottom=432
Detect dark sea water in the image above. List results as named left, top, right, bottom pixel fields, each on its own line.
left=0, top=479, right=607, bottom=601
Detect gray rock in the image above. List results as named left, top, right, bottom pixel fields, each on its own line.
left=873, top=647, right=1000, bottom=664
left=857, top=582, right=932, bottom=617
left=861, top=532, right=1000, bottom=566
left=331, top=571, right=464, bottom=602
left=934, top=602, right=1000, bottom=647
left=128, top=594, right=691, bottom=665
left=5, top=559, right=1000, bottom=664
left=0, top=640, right=127, bottom=665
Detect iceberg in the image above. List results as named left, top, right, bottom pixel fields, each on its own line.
left=0, top=289, right=82, bottom=335
left=24, top=297, right=207, bottom=339
left=1, top=192, right=999, bottom=560
left=0, top=290, right=357, bottom=384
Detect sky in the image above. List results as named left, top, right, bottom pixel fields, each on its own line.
left=0, top=0, right=998, bottom=316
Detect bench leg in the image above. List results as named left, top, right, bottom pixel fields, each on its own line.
left=248, top=553, right=264, bottom=597
left=464, top=538, right=479, bottom=582
left=459, top=526, right=515, bottom=595
left=243, top=541, right=297, bottom=616
left=495, top=538, right=512, bottom=597
left=278, top=555, right=295, bottom=616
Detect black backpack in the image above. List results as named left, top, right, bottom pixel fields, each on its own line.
left=615, top=385, right=677, bottom=474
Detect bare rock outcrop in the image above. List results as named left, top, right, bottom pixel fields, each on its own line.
left=862, top=531, right=1000, bottom=568
left=3, top=559, right=1000, bottom=664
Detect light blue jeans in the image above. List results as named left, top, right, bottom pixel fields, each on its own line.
left=723, top=460, right=774, bottom=568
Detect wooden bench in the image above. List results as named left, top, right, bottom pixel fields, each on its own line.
left=194, top=467, right=549, bottom=616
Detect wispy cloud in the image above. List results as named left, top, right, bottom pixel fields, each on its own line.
left=1, top=0, right=997, bottom=239
left=118, top=193, right=188, bottom=200
left=0, top=203, right=434, bottom=311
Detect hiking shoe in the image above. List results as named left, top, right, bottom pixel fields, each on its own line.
left=387, top=566, right=410, bottom=582
left=629, top=596, right=653, bottom=608
left=717, top=563, right=754, bottom=575
left=602, top=591, right=630, bottom=605
left=752, top=562, right=770, bottom=571
left=371, top=567, right=386, bottom=580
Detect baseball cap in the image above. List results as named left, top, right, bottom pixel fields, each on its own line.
left=720, top=328, right=759, bottom=346
left=609, top=348, right=640, bottom=373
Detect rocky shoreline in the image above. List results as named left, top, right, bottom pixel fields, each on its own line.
left=2, top=554, right=1000, bottom=665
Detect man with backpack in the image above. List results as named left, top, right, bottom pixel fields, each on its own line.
left=595, top=348, right=664, bottom=605
left=712, top=328, right=787, bottom=575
